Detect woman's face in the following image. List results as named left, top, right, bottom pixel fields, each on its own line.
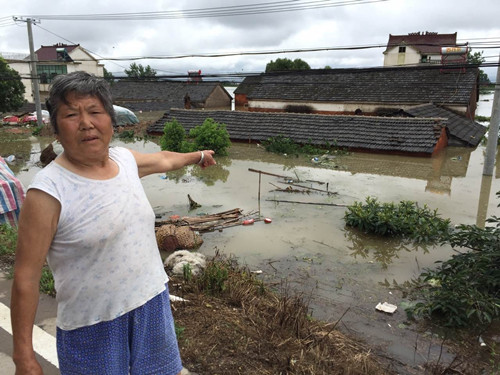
left=56, top=92, right=114, bottom=163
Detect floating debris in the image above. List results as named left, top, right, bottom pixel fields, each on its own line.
left=375, top=302, right=397, bottom=314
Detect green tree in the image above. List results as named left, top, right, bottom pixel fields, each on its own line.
left=160, top=118, right=194, bottom=153
left=265, top=58, right=311, bottom=73
left=103, top=67, right=114, bottom=81
left=467, top=49, right=490, bottom=85
left=124, top=63, right=157, bottom=80
left=189, top=118, right=231, bottom=156
left=0, top=57, right=25, bottom=113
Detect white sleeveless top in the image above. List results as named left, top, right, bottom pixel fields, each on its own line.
left=29, top=147, right=168, bottom=330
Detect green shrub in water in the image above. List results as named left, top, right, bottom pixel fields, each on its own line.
left=160, top=118, right=194, bottom=153
left=188, top=118, right=231, bottom=156
left=406, top=191, right=500, bottom=327
left=344, top=197, right=451, bottom=243
left=161, top=117, right=231, bottom=155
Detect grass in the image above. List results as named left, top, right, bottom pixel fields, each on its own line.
left=0, top=223, right=56, bottom=295
left=0, top=223, right=17, bottom=256
left=171, top=253, right=392, bottom=374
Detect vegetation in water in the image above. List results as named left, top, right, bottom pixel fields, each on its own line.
left=188, top=118, right=231, bottom=156
left=475, top=115, right=491, bottom=123
left=405, top=191, right=500, bottom=327
left=344, top=197, right=451, bottom=243
left=345, top=194, right=499, bottom=328
left=161, top=117, right=231, bottom=156
left=263, top=135, right=348, bottom=157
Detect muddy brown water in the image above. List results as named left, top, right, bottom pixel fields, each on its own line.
left=2, top=96, right=499, bottom=372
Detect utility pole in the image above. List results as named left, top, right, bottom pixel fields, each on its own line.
left=14, top=17, right=43, bottom=127
left=483, top=54, right=500, bottom=176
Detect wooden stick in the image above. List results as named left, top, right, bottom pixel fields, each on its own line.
left=266, top=199, right=347, bottom=207
left=277, top=181, right=337, bottom=195
left=248, top=168, right=294, bottom=180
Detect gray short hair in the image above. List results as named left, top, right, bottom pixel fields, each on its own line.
left=46, top=71, right=116, bottom=134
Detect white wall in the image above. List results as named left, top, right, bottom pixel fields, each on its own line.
left=7, top=61, right=32, bottom=103
left=248, top=99, right=468, bottom=115
left=68, top=48, right=104, bottom=76
left=383, top=46, right=421, bottom=66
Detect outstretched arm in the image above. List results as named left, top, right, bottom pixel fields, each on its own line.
left=11, top=189, right=60, bottom=375
left=129, top=149, right=216, bottom=178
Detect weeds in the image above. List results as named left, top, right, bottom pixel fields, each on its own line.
left=475, top=115, right=491, bottom=122
left=197, top=259, right=229, bottom=295
left=174, top=322, right=185, bottom=341
left=39, top=266, right=55, bottom=297
left=0, top=223, right=17, bottom=256
left=182, top=263, right=192, bottom=282
left=170, top=254, right=389, bottom=374
left=262, top=135, right=348, bottom=157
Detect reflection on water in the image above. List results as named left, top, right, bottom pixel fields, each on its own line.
left=344, top=227, right=432, bottom=269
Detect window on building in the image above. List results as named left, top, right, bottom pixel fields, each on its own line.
left=398, top=46, right=406, bottom=53
left=37, top=65, right=67, bottom=84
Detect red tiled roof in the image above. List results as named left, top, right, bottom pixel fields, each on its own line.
left=385, top=32, right=458, bottom=54
left=35, top=43, right=79, bottom=61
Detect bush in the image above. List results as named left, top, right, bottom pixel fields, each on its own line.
left=161, top=118, right=231, bottom=155
left=188, top=118, right=231, bottom=156
left=160, top=118, right=191, bottom=152
left=406, top=191, right=500, bottom=327
left=344, top=197, right=451, bottom=243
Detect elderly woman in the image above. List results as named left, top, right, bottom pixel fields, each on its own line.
left=11, top=71, right=216, bottom=375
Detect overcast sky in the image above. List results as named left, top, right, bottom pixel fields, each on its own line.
left=1, top=0, right=499, bottom=80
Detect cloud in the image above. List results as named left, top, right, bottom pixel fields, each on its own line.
left=1, top=0, right=499, bottom=77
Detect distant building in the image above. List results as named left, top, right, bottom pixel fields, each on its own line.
left=3, top=43, right=103, bottom=103
left=234, top=65, right=479, bottom=119
left=111, top=80, right=232, bottom=112
left=383, top=31, right=464, bottom=66
left=187, top=70, right=202, bottom=83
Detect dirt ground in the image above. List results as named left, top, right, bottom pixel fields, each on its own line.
left=166, top=255, right=497, bottom=375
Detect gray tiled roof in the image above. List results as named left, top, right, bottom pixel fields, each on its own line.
left=148, top=109, right=445, bottom=155
left=110, top=80, right=227, bottom=111
left=405, top=103, right=486, bottom=147
left=237, top=66, right=478, bottom=106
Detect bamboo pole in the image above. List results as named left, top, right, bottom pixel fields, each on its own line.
left=266, top=199, right=347, bottom=207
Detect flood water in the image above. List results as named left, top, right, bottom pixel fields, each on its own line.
left=2, top=94, right=499, bottom=371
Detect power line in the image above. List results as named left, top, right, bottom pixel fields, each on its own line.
left=7, top=41, right=500, bottom=63
left=14, top=0, right=388, bottom=21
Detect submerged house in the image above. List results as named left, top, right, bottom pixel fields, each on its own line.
left=404, top=103, right=486, bottom=147
left=148, top=109, right=448, bottom=157
left=110, top=80, right=232, bottom=112
left=234, top=65, right=479, bottom=119
left=233, top=65, right=483, bottom=148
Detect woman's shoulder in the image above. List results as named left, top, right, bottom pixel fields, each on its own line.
left=109, top=146, right=138, bottom=173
